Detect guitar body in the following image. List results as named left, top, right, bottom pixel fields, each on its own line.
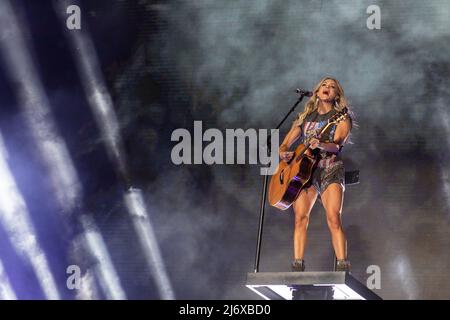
left=268, top=143, right=317, bottom=210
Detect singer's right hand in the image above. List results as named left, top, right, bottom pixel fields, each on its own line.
left=280, top=151, right=294, bottom=162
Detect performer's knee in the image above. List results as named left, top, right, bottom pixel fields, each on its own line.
left=326, top=213, right=342, bottom=231
left=295, top=215, right=309, bottom=229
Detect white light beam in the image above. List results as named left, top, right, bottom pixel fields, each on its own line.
left=54, top=0, right=175, bottom=299
left=0, top=132, right=60, bottom=299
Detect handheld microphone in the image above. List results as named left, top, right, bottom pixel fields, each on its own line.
left=295, top=89, right=313, bottom=97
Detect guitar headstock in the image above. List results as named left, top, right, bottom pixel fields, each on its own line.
left=327, top=107, right=349, bottom=125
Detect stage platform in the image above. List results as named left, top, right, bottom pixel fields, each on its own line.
left=246, top=272, right=382, bottom=300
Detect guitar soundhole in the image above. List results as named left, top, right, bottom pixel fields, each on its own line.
left=279, top=170, right=284, bottom=184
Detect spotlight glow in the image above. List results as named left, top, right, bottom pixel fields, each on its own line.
left=393, top=255, right=418, bottom=299
left=437, top=100, right=450, bottom=214
left=0, top=0, right=81, bottom=213
left=55, top=0, right=128, bottom=180
left=0, top=258, right=17, bottom=300
left=124, top=188, right=175, bottom=299
left=75, top=269, right=101, bottom=300
left=80, top=215, right=126, bottom=300
left=0, top=132, right=60, bottom=299
left=0, top=0, right=126, bottom=300
left=55, top=0, right=175, bottom=299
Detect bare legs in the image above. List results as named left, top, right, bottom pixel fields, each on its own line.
left=292, top=183, right=347, bottom=261
left=320, top=183, right=347, bottom=260
left=292, top=186, right=317, bottom=260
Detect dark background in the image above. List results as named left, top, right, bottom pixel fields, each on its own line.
left=0, top=0, right=449, bottom=299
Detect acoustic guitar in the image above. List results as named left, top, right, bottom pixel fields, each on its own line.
left=268, top=108, right=349, bottom=210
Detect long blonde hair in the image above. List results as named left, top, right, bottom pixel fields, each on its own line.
left=295, top=77, right=350, bottom=126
